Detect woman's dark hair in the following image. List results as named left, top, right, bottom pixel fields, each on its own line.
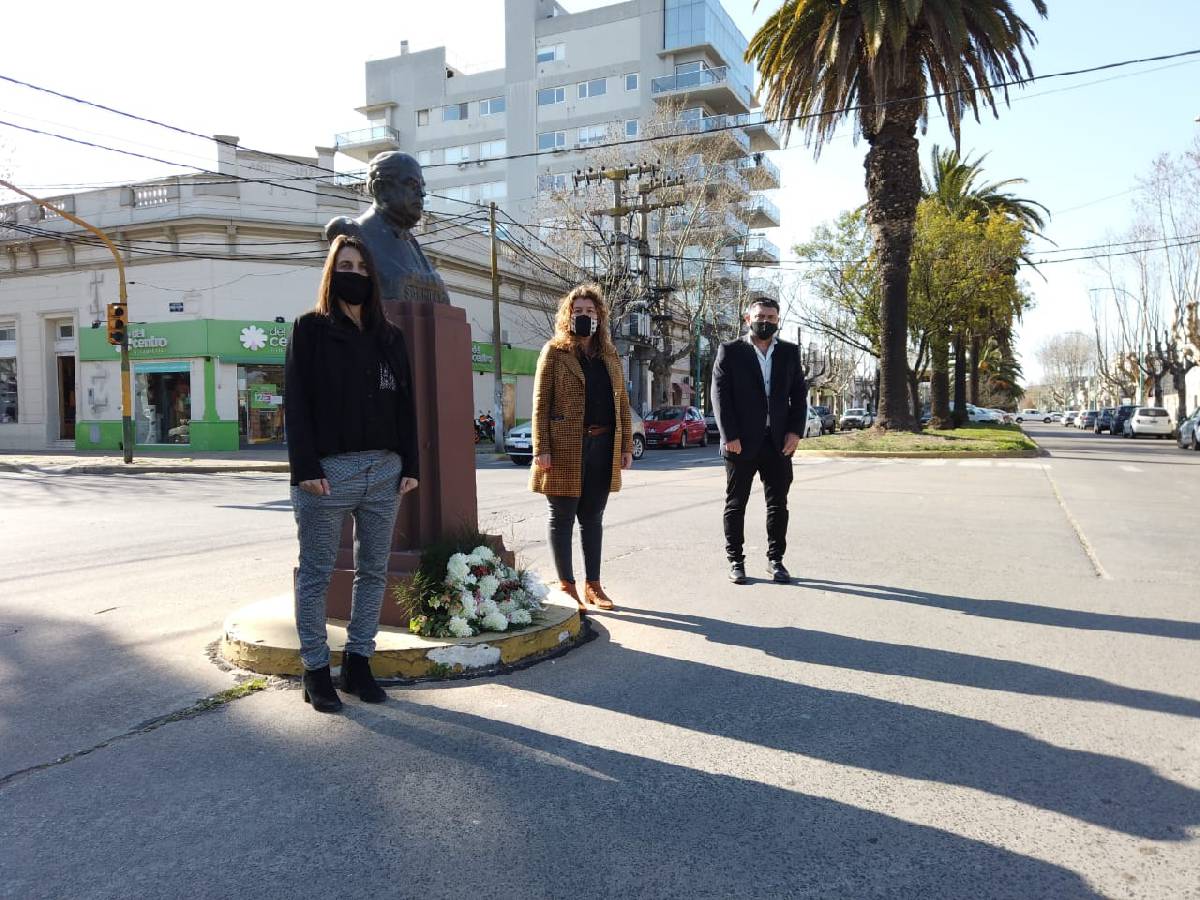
left=315, top=234, right=387, bottom=332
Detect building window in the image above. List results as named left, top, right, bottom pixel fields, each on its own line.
left=577, top=78, right=607, bottom=99
left=444, top=144, right=471, bottom=164
left=625, top=73, right=639, bottom=92
left=442, top=186, right=471, bottom=203
left=625, top=119, right=639, bottom=138
left=0, top=325, right=16, bottom=424
left=538, top=173, right=570, bottom=193
left=537, top=86, right=566, bottom=106
left=480, top=96, right=506, bottom=116
left=442, top=102, right=470, bottom=122
left=479, top=139, right=507, bottom=160
left=478, top=181, right=507, bottom=201
left=416, top=109, right=430, bottom=127
left=578, top=124, right=607, bottom=147
left=536, top=43, right=565, bottom=63
left=537, top=130, right=567, bottom=152
left=417, top=149, right=433, bottom=166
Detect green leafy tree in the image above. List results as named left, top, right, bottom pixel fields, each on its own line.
left=748, top=0, right=1046, bottom=430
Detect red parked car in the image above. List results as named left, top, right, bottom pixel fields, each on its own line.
left=643, top=406, right=709, bottom=449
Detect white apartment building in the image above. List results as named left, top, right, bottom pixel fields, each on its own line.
left=0, top=140, right=558, bottom=452
left=334, top=0, right=783, bottom=410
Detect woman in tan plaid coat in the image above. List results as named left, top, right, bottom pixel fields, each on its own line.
left=530, top=284, right=633, bottom=613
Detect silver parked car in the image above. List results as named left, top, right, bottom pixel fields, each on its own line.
left=1176, top=408, right=1200, bottom=451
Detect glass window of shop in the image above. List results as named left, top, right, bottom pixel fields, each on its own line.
left=238, top=365, right=286, bottom=445
left=134, top=364, right=191, bottom=445
left=0, top=324, right=17, bottom=423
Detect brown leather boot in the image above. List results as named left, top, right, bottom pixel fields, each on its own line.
left=559, top=580, right=585, bottom=614
left=585, top=581, right=615, bottom=611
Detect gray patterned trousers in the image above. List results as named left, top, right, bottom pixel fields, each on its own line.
left=290, top=450, right=402, bottom=670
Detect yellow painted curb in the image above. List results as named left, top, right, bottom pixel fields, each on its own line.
left=219, top=591, right=583, bottom=678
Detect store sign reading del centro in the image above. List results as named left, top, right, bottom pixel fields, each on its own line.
left=80, top=319, right=293, bottom=362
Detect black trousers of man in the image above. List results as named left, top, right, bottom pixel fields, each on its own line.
left=723, top=430, right=793, bottom=564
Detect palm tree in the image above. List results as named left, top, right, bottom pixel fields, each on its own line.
left=922, top=146, right=1045, bottom=422
left=748, top=0, right=1047, bottom=430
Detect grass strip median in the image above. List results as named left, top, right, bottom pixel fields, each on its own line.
left=797, top=423, right=1039, bottom=457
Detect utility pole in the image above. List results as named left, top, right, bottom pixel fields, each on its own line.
left=575, top=164, right=684, bottom=411
left=489, top=202, right=505, bottom=454
left=1, top=179, right=134, bottom=462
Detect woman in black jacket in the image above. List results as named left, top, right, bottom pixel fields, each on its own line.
left=284, top=234, right=419, bottom=713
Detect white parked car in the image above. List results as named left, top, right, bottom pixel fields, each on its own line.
left=1123, top=406, right=1173, bottom=439
left=949, top=402, right=1002, bottom=424
left=1063, top=410, right=1080, bottom=426
left=804, top=406, right=823, bottom=438
left=1015, top=409, right=1054, bottom=424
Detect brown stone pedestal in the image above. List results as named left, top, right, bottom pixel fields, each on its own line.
left=313, top=300, right=512, bottom=628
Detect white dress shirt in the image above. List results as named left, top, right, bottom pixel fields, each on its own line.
left=745, top=331, right=778, bottom=428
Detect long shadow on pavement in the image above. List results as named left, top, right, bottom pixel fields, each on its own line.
left=0, top=614, right=1102, bottom=899
left=793, top=577, right=1200, bottom=641
left=613, top=608, right=1200, bottom=719
left=512, top=629, right=1200, bottom=841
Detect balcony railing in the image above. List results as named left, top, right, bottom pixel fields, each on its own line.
left=650, top=66, right=753, bottom=110
left=645, top=115, right=750, bottom=155
left=737, top=154, right=781, bottom=188
left=733, top=111, right=783, bottom=149
left=738, top=234, right=780, bottom=263
left=334, top=125, right=401, bottom=150
left=742, top=195, right=781, bottom=225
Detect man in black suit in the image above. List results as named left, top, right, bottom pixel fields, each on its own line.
left=711, top=297, right=807, bottom=584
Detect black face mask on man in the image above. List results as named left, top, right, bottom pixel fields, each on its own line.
left=750, top=320, right=778, bottom=340
left=332, top=271, right=373, bottom=307
left=571, top=314, right=595, bottom=338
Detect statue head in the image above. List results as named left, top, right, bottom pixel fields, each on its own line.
left=367, top=151, right=426, bottom=229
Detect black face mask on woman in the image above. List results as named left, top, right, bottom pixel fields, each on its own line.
left=571, top=314, right=595, bottom=338
left=332, top=271, right=373, bottom=307
left=750, top=320, right=778, bottom=341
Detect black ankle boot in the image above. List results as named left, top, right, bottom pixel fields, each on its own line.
left=339, top=652, right=387, bottom=703
left=301, top=665, right=342, bottom=713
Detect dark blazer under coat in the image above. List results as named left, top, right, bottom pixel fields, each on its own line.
left=284, top=310, right=419, bottom=486
left=711, top=335, right=808, bottom=460
left=529, top=344, right=633, bottom=498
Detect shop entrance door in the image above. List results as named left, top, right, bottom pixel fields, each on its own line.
left=57, top=355, right=76, bottom=440
left=134, top=367, right=192, bottom=444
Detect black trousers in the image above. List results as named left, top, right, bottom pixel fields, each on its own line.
left=547, top=433, right=612, bottom=583
left=724, top=432, right=794, bottom=563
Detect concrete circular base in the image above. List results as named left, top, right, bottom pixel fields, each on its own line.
left=219, top=591, right=583, bottom=678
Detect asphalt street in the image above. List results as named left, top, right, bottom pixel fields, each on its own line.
left=0, top=425, right=1196, bottom=898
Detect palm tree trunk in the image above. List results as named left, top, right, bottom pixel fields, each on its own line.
left=969, top=334, right=982, bottom=405
left=952, top=333, right=968, bottom=426
left=929, top=331, right=951, bottom=429
left=863, top=89, right=922, bottom=432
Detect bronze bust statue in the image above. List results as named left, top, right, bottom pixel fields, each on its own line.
left=325, top=151, right=450, bottom=304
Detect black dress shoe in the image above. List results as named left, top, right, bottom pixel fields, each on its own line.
left=301, top=665, right=343, bottom=713
left=769, top=560, right=792, bottom=584
left=729, top=561, right=747, bottom=585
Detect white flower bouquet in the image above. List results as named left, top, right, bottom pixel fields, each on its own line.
left=396, top=538, right=548, bottom=639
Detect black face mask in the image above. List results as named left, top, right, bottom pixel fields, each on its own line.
left=332, top=271, right=372, bottom=307
left=750, top=320, right=778, bottom=340
left=571, top=314, right=595, bottom=338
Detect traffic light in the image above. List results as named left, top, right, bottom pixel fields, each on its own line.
left=106, top=302, right=126, bottom=346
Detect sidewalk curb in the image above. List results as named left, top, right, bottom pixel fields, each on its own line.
left=0, top=461, right=291, bottom=476
left=792, top=448, right=1041, bottom=460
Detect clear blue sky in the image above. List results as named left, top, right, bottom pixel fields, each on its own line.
left=2, top=1, right=1197, bottom=381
